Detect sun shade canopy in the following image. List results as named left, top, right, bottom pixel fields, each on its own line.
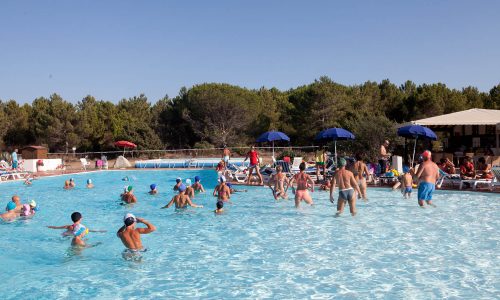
left=411, top=109, right=500, bottom=126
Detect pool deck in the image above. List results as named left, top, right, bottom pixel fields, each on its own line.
left=2, top=160, right=499, bottom=193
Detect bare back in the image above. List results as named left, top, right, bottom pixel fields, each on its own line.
left=118, top=228, right=143, bottom=250
left=353, top=161, right=368, bottom=180
left=334, top=169, right=355, bottom=190
left=294, top=172, right=311, bottom=190
left=417, top=161, right=439, bottom=184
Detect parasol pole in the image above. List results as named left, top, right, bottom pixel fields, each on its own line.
left=272, top=140, right=275, bottom=160
left=334, top=140, right=337, bottom=166
left=411, top=136, right=418, bottom=167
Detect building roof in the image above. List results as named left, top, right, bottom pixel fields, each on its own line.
left=411, top=108, right=500, bottom=126
left=22, top=146, right=47, bottom=150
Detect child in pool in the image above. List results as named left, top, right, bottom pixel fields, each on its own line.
left=47, top=212, right=88, bottom=247
left=86, top=179, right=94, bottom=189
left=401, top=169, right=414, bottom=199
left=149, top=184, right=158, bottom=195
left=214, top=201, right=224, bottom=214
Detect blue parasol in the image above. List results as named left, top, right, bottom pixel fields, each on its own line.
left=315, top=128, right=355, bottom=164
left=256, top=131, right=290, bottom=158
left=397, top=125, right=437, bottom=166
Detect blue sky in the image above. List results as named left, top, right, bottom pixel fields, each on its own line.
left=1, top=0, right=499, bottom=103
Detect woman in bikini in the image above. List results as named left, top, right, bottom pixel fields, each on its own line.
left=269, top=165, right=288, bottom=200
left=352, top=153, right=370, bottom=200
left=213, top=175, right=231, bottom=202
left=287, top=162, right=314, bottom=208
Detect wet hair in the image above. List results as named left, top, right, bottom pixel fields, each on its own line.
left=299, top=162, right=306, bottom=171
left=71, top=212, right=82, bottom=223
left=216, top=201, right=224, bottom=209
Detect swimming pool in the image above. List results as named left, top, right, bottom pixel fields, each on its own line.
left=1, top=170, right=498, bottom=299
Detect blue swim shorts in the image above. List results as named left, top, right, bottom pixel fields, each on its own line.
left=418, top=182, right=435, bottom=201
left=404, top=187, right=412, bottom=194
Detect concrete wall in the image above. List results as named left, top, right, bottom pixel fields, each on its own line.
left=24, top=159, right=63, bottom=173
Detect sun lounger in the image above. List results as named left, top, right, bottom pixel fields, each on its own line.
left=459, top=178, right=494, bottom=190
left=290, top=157, right=303, bottom=173
left=80, top=158, right=91, bottom=170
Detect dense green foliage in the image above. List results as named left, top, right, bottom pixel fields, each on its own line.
left=0, top=78, right=498, bottom=160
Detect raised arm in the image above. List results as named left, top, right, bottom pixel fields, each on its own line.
left=136, top=218, right=156, bottom=234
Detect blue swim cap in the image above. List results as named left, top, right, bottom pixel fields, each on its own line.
left=87, top=179, right=92, bottom=184
left=194, top=176, right=200, bottom=182
left=150, top=184, right=157, bottom=190
left=178, top=184, right=186, bottom=192
left=176, top=177, right=181, bottom=183
left=6, top=201, right=16, bottom=211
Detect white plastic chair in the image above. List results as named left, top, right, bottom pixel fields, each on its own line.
left=80, top=158, right=91, bottom=170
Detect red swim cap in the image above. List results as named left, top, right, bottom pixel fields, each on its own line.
left=422, top=150, right=431, bottom=159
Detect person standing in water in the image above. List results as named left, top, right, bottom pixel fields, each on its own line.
left=117, top=213, right=156, bottom=252
left=268, top=165, right=288, bottom=200
left=330, top=158, right=361, bottom=216
left=48, top=212, right=90, bottom=247
left=213, top=176, right=231, bottom=202
left=287, top=162, right=314, bottom=208
left=162, top=184, right=203, bottom=209
left=352, top=153, right=370, bottom=201
left=415, top=150, right=439, bottom=207
left=192, top=176, right=205, bottom=193
left=244, top=145, right=263, bottom=185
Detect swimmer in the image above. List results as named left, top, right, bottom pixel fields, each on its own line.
left=415, top=150, right=439, bottom=207
left=6, top=195, right=22, bottom=213
left=69, top=178, right=76, bottom=187
left=86, top=179, right=94, bottom=189
left=192, top=176, right=205, bottom=193
left=122, top=176, right=129, bottom=181
left=48, top=212, right=89, bottom=247
left=401, top=168, right=414, bottom=199
left=20, top=204, right=35, bottom=218
left=330, top=158, right=361, bottom=216
left=162, top=184, right=203, bottom=209
left=0, top=201, right=19, bottom=221
left=213, top=176, right=231, bottom=202
left=117, top=213, right=156, bottom=253
left=173, top=177, right=182, bottom=191
left=24, top=177, right=33, bottom=185
left=214, top=200, right=224, bottom=214
left=29, top=200, right=38, bottom=212
left=63, top=180, right=73, bottom=190
left=121, top=186, right=137, bottom=203
left=149, top=184, right=158, bottom=195
left=268, top=165, right=288, bottom=200
left=184, top=179, right=195, bottom=198
left=287, top=162, right=314, bottom=208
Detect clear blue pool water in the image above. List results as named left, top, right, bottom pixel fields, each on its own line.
left=0, top=170, right=498, bottom=299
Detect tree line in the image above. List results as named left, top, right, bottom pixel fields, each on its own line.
left=0, top=77, right=498, bottom=161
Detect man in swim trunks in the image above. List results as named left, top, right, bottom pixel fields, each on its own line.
left=401, top=168, right=414, bottom=199
left=117, top=213, right=156, bottom=251
left=330, top=158, right=361, bottom=216
left=47, top=212, right=89, bottom=247
left=1, top=201, right=19, bottom=221
left=222, top=146, right=231, bottom=166
left=244, top=145, right=263, bottom=185
left=287, top=162, right=314, bottom=208
left=192, top=176, right=205, bottom=193
left=415, top=150, right=439, bottom=207
left=162, top=184, right=203, bottom=209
